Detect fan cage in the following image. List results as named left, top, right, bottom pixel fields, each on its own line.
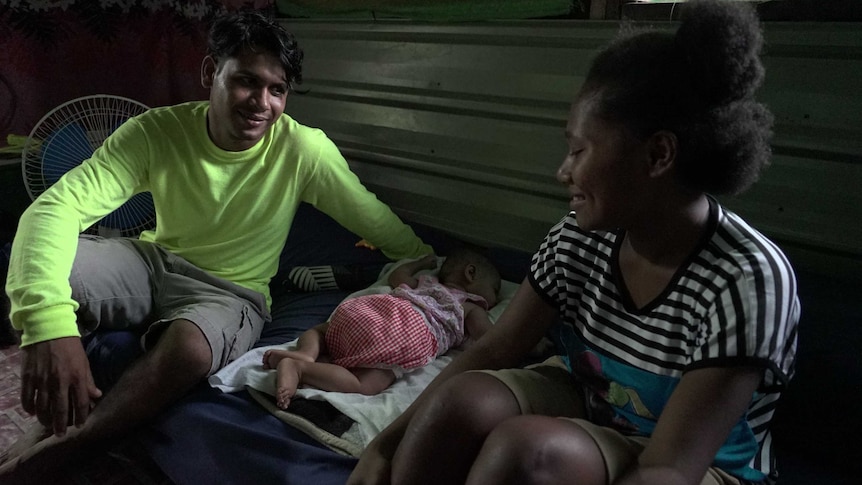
left=21, top=95, right=155, bottom=238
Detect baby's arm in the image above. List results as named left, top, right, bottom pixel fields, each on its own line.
left=387, top=254, right=437, bottom=289
left=462, top=301, right=493, bottom=344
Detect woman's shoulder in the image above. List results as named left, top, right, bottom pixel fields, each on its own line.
left=540, top=212, right=619, bottom=259
left=704, top=205, right=797, bottom=290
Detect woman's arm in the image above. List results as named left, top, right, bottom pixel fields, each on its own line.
left=387, top=254, right=437, bottom=288
left=347, top=279, right=558, bottom=485
left=462, top=301, right=493, bottom=342
left=615, top=365, right=764, bottom=485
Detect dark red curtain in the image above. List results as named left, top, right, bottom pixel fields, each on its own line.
left=0, top=1, right=275, bottom=144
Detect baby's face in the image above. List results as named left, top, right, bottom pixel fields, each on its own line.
left=470, top=275, right=499, bottom=308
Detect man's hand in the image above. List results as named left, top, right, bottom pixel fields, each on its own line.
left=19, top=336, right=103, bottom=436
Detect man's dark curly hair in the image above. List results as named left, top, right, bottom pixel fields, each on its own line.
left=583, top=0, right=773, bottom=195
left=207, top=10, right=304, bottom=89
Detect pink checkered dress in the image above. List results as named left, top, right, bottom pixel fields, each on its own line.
left=325, top=294, right=437, bottom=371
left=325, top=276, right=488, bottom=372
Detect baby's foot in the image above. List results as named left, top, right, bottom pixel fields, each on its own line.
left=275, top=358, right=302, bottom=409
left=262, top=349, right=292, bottom=369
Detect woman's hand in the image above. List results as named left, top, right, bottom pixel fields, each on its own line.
left=347, top=435, right=396, bottom=485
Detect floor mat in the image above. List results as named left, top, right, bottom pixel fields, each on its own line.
left=0, top=344, right=174, bottom=484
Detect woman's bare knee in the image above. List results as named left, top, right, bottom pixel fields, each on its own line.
left=391, top=372, right=521, bottom=485
left=468, top=415, right=606, bottom=485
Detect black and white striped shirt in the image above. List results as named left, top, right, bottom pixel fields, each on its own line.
left=529, top=199, right=800, bottom=481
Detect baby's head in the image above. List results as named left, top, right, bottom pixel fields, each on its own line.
left=438, top=248, right=501, bottom=308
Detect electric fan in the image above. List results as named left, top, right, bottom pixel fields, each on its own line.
left=21, top=94, right=155, bottom=238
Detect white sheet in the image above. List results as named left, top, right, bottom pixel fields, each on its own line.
left=209, top=257, right=518, bottom=453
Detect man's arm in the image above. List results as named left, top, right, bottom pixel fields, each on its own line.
left=301, top=134, right=433, bottom=261
left=9, top=178, right=115, bottom=436
left=7, top=118, right=147, bottom=435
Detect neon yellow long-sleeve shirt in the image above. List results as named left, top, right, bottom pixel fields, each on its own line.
left=7, top=101, right=432, bottom=347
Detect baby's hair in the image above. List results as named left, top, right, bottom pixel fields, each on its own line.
left=439, top=247, right=500, bottom=289
left=583, top=0, right=773, bottom=195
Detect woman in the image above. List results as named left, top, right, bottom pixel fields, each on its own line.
left=348, top=1, right=800, bottom=484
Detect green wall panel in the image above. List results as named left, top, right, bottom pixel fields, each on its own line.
left=279, top=19, right=862, bottom=278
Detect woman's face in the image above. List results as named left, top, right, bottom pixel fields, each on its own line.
left=556, top=92, right=649, bottom=231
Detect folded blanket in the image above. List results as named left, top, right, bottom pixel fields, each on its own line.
left=209, top=257, right=517, bottom=456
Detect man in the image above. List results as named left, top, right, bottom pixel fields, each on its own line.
left=0, top=10, right=431, bottom=482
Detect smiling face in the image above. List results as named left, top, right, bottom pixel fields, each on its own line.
left=202, top=47, right=289, bottom=152
left=557, top=91, right=650, bottom=231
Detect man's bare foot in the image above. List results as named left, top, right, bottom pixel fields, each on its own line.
left=0, top=423, right=50, bottom=467
left=0, top=425, right=90, bottom=484
left=275, top=357, right=303, bottom=409
left=262, top=348, right=313, bottom=369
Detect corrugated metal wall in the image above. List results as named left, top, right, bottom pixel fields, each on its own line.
left=279, top=19, right=862, bottom=278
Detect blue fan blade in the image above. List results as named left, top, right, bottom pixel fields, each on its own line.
left=100, top=191, right=155, bottom=230
left=41, top=116, right=155, bottom=234
left=42, top=123, right=92, bottom=185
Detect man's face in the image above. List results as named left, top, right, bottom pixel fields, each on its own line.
left=202, top=47, right=288, bottom=151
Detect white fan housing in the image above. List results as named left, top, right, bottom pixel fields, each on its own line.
left=21, top=94, right=155, bottom=238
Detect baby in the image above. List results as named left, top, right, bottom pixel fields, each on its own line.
left=262, top=248, right=501, bottom=409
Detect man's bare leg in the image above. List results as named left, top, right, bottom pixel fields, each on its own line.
left=0, top=319, right=212, bottom=483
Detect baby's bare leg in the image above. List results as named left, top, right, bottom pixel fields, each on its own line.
left=352, top=368, right=398, bottom=395
left=299, top=365, right=397, bottom=396
left=275, top=361, right=397, bottom=405
left=262, top=348, right=314, bottom=369
left=263, top=322, right=330, bottom=370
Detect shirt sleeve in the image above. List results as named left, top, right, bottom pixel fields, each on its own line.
left=300, top=133, right=433, bottom=261
left=6, top=118, right=149, bottom=346
left=691, top=248, right=800, bottom=391
left=528, top=214, right=572, bottom=310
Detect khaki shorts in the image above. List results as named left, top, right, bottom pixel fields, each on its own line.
left=70, top=235, right=270, bottom=375
left=477, top=356, right=741, bottom=485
